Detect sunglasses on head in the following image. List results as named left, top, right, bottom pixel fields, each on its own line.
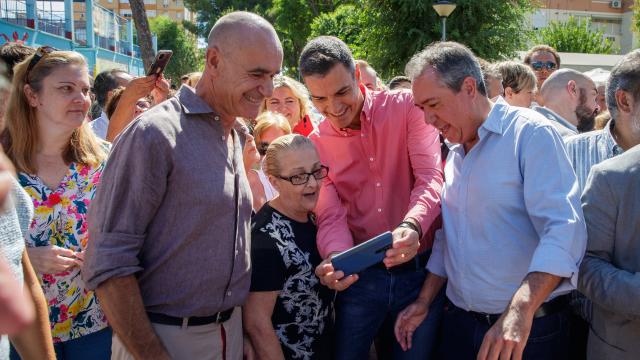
left=25, top=46, right=57, bottom=82
left=530, top=61, right=557, bottom=72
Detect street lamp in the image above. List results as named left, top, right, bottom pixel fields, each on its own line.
left=432, top=1, right=457, bottom=41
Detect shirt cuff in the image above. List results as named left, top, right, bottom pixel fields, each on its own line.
left=82, top=232, right=145, bottom=290
left=528, top=242, right=580, bottom=288
left=426, top=229, right=447, bottom=277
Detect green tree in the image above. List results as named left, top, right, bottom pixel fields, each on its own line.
left=149, top=17, right=203, bottom=83
left=183, top=0, right=271, bottom=38
left=310, top=0, right=536, bottom=79
left=535, top=16, right=616, bottom=54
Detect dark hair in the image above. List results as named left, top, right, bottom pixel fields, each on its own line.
left=93, top=69, right=128, bottom=108
left=405, top=41, right=486, bottom=96
left=0, top=43, right=36, bottom=80
left=523, top=45, right=561, bottom=67
left=388, top=75, right=411, bottom=90
left=607, top=49, right=640, bottom=120
left=299, top=36, right=355, bottom=78
left=104, top=86, right=125, bottom=120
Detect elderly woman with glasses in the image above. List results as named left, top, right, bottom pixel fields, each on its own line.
left=244, top=134, right=334, bottom=360
left=243, top=111, right=291, bottom=212
left=1, top=47, right=111, bottom=359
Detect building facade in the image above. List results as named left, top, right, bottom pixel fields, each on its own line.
left=531, top=0, right=638, bottom=53
left=95, top=0, right=194, bottom=23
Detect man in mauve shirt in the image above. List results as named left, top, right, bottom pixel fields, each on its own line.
left=302, top=36, right=444, bottom=359
left=83, top=12, right=283, bottom=360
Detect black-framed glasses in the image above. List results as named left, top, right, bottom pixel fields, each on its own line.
left=257, top=141, right=270, bottom=156
left=277, top=166, right=329, bottom=185
left=25, top=46, right=57, bottom=82
left=530, top=61, right=557, bottom=72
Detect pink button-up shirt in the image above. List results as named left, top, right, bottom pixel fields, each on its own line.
left=310, top=87, right=443, bottom=258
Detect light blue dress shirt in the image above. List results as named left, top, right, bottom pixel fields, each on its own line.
left=564, top=119, right=624, bottom=194
left=427, top=99, right=587, bottom=314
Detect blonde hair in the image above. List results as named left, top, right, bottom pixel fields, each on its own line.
left=264, top=134, right=316, bottom=176
left=187, top=72, right=202, bottom=88
left=260, top=75, right=311, bottom=120
left=495, top=61, right=537, bottom=94
left=1, top=50, right=107, bottom=174
left=253, top=111, right=291, bottom=144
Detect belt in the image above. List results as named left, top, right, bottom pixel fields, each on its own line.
left=147, top=308, right=234, bottom=327
left=452, top=295, right=569, bottom=326
left=375, top=251, right=430, bottom=272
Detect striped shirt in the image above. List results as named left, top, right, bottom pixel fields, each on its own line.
left=564, top=120, right=624, bottom=194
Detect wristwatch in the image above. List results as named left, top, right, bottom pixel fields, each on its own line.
left=398, top=220, right=422, bottom=239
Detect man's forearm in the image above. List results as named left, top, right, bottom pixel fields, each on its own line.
left=416, top=272, right=447, bottom=306
left=96, top=275, right=170, bottom=360
left=507, top=272, right=562, bottom=317
left=10, top=251, right=55, bottom=360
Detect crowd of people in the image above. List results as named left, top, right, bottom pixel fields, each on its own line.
left=0, top=10, right=639, bottom=360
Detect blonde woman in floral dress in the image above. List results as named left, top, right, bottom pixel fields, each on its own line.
left=2, top=48, right=110, bottom=359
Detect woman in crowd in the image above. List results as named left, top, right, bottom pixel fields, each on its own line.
left=494, top=61, right=537, bottom=108
left=260, top=75, right=315, bottom=136
left=244, top=134, right=334, bottom=360
left=245, top=111, right=291, bottom=211
left=2, top=48, right=110, bottom=359
left=104, top=87, right=151, bottom=121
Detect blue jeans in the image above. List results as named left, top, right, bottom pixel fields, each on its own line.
left=334, top=265, right=444, bottom=360
left=11, top=327, right=111, bottom=360
left=437, top=300, right=569, bottom=359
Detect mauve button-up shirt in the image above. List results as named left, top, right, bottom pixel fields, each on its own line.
left=83, top=86, right=253, bottom=317
left=310, top=86, right=443, bottom=258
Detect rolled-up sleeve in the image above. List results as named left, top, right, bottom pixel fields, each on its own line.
left=578, top=167, right=640, bottom=317
left=404, top=100, right=443, bottom=240
left=83, top=121, right=171, bottom=290
left=315, top=176, right=354, bottom=259
left=426, top=228, right=447, bottom=278
left=522, top=126, right=587, bottom=287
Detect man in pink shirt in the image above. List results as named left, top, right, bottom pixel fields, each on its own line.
left=300, top=36, right=444, bottom=359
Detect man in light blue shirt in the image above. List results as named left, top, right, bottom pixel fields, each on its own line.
left=394, top=42, right=586, bottom=360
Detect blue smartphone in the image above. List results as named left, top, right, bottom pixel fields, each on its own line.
left=331, top=231, right=393, bottom=276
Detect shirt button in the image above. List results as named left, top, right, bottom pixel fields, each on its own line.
left=369, top=157, right=374, bottom=162
left=226, top=291, right=232, bottom=297
left=214, top=116, right=220, bottom=121
left=361, top=134, right=365, bottom=137
left=377, top=208, right=382, bottom=212
left=376, top=182, right=381, bottom=187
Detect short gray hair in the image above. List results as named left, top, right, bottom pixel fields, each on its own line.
left=607, top=49, right=640, bottom=120
left=405, top=42, right=486, bottom=96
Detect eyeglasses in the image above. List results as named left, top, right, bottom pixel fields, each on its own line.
left=25, top=46, right=56, bottom=82
left=257, top=141, right=269, bottom=156
left=277, top=166, right=329, bottom=185
left=530, top=61, right=557, bottom=72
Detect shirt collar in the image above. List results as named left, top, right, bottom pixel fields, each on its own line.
left=534, top=106, right=578, bottom=133
left=479, top=97, right=509, bottom=136
left=604, top=119, right=624, bottom=155
left=177, top=85, right=217, bottom=116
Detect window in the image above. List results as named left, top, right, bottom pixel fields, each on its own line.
left=146, top=10, right=156, bottom=17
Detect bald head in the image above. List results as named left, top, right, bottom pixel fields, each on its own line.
left=540, top=68, right=594, bottom=101
left=207, top=11, right=281, bottom=55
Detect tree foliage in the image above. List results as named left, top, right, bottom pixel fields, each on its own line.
left=311, top=0, right=536, bottom=78
left=149, top=16, right=203, bottom=83
left=535, top=16, right=616, bottom=54
left=183, top=0, right=270, bottom=38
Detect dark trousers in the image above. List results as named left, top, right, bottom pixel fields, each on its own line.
left=334, top=265, right=444, bottom=360
left=11, top=327, right=111, bottom=360
left=437, top=300, right=569, bottom=360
